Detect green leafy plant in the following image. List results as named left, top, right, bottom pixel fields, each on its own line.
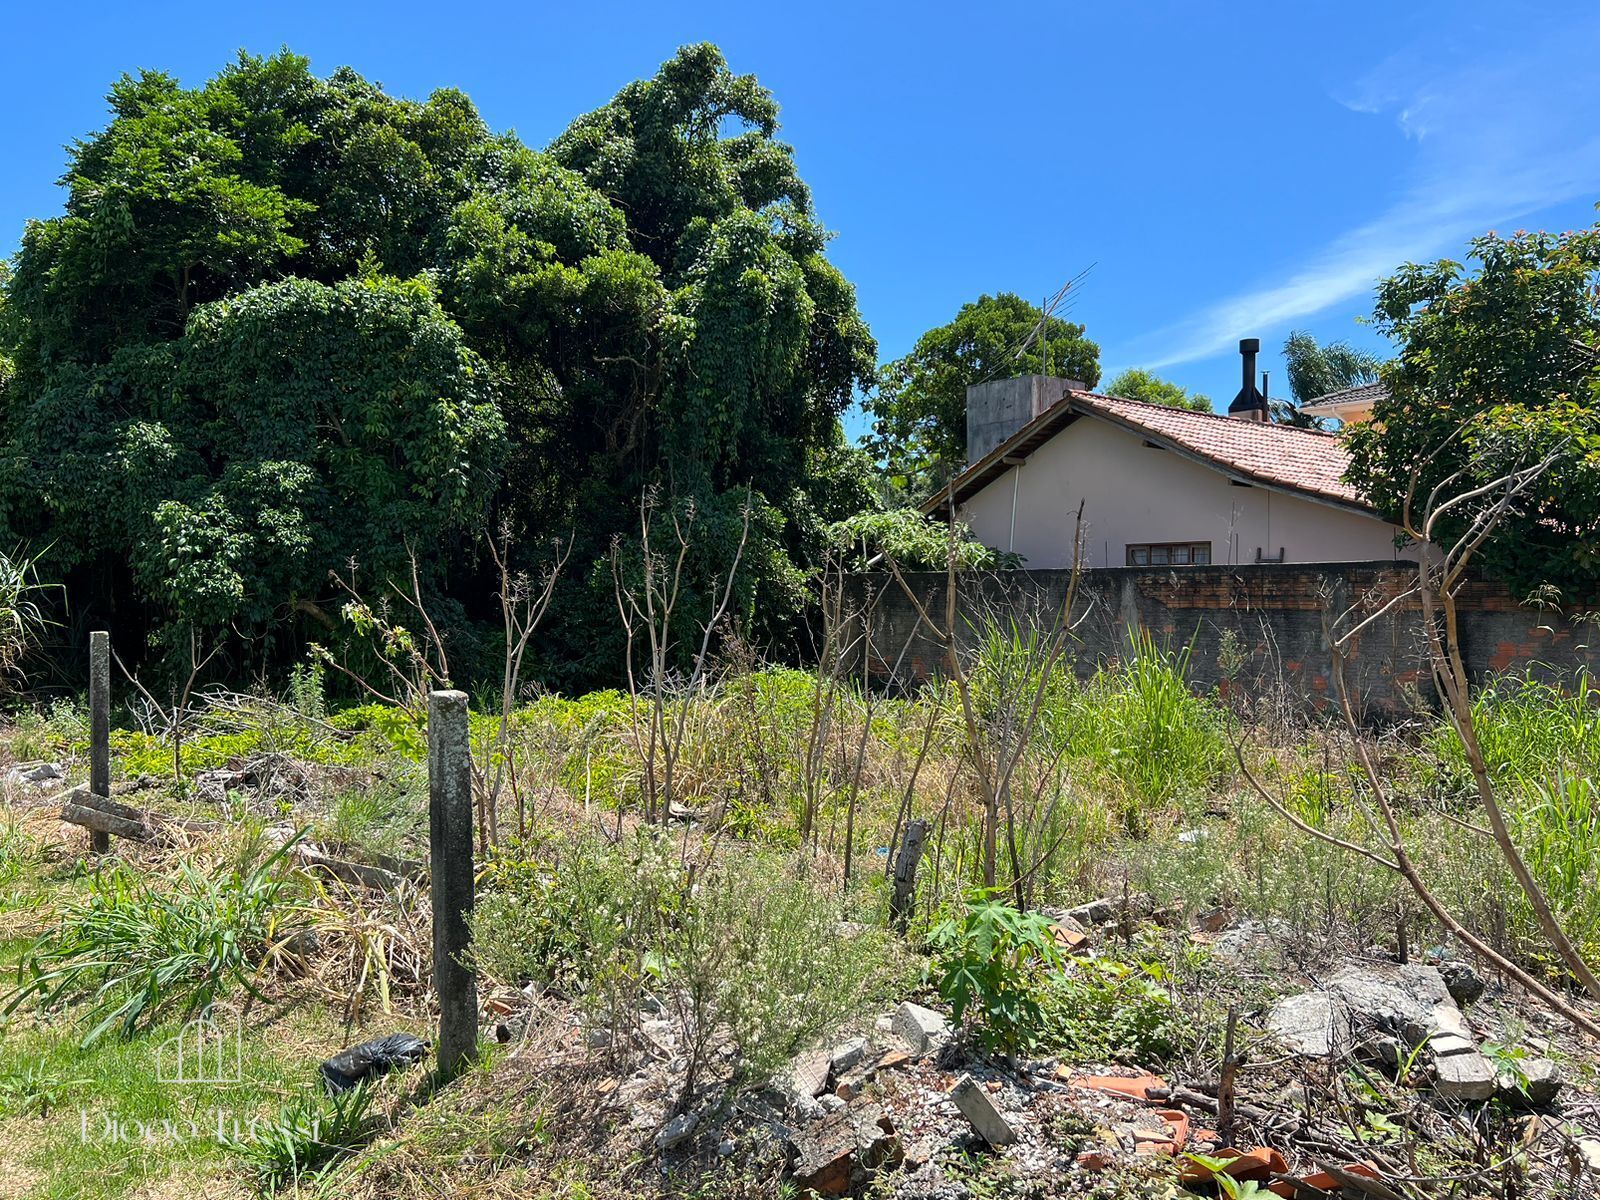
left=828, top=508, right=1020, bottom=570
left=3, top=841, right=300, bottom=1043
left=0, top=1063, right=87, bottom=1117
left=1481, top=1039, right=1532, bottom=1093
left=863, top=291, right=1101, bottom=498
left=928, top=890, right=1063, bottom=1055
left=1041, top=956, right=1183, bottom=1064
left=1346, top=224, right=1600, bottom=596
left=1182, top=1154, right=1275, bottom=1200
left=229, top=1081, right=376, bottom=1191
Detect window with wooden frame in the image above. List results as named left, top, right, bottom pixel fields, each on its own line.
left=1126, top=541, right=1211, bottom=566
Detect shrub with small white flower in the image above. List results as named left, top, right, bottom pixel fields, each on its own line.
left=471, top=829, right=910, bottom=1104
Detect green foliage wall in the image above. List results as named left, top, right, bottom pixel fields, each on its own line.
left=1346, top=226, right=1600, bottom=596
left=864, top=292, right=1099, bottom=500
left=0, top=45, right=877, bottom=684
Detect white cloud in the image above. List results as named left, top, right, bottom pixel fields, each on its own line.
left=1131, top=12, right=1600, bottom=370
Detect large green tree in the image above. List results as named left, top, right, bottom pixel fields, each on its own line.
left=1346, top=226, right=1600, bottom=595
left=1105, top=368, right=1210, bottom=412
left=0, top=46, right=875, bottom=682
left=864, top=293, right=1099, bottom=499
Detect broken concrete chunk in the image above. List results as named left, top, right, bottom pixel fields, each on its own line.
left=655, top=1110, right=700, bottom=1150
left=892, top=1002, right=949, bottom=1055
left=6, top=762, right=64, bottom=788
left=1437, top=959, right=1486, bottom=1006
left=1497, top=1057, right=1563, bottom=1108
left=1064, top=893, right=1152, bottom=927
left=1433, top=1050, right=1497, bottom=1102
left=1328, top=962, right=1474, bottom=1046
left=779, top=1045, right=833, bottom=1101
left=1578, top=1137, right=1600, bottom=1173
left=1266, top=991, right=1352, bottom=1057
left=1426, top=1032, right=1477, bottom=1059
left=830, top=1036, right=868, bottom=1075
left=949, top=1073, right=1017, bottom=1146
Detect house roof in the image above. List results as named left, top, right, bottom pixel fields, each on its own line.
left=926, top=389, right=1374, bottom=517
left=1302, top=381, right=1388, bottom=413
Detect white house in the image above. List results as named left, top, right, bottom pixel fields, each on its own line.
left=1300, top=381, right=1385, bottom=425
left=927, top=340, right=1409, bottom=570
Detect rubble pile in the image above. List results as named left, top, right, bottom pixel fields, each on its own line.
left=470, top=896, right=1597, bottom=1198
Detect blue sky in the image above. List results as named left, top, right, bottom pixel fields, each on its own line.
left=6, top=0, right=1600, bottom=434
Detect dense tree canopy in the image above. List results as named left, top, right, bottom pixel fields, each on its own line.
left=0, top=46, right=877, bottom=683
left=1104, top=368, right=1210, bottom=412
left=1346, top=226, right=1600, bottom=596
left=863, top=293, right=1100, bottom=500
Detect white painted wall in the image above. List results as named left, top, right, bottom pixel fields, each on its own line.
left=956, top=417, right=1408, bottom=569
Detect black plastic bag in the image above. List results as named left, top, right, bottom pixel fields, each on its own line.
left=320, top=1032, right=430, bottom=1093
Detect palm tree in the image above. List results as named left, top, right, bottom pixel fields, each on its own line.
left=1281, top=330, right=1383, bottom=412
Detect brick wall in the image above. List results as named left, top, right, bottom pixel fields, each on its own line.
left=856, top=562, right=1598, bottom=720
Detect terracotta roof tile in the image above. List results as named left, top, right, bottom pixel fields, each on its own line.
left=1076, top=392, right=1363, bottom=504
left=929, top=389, right=1370, bottom=514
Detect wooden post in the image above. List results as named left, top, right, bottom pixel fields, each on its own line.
left=890, top=817, right=930, bottom=932
left=429, top=689, right=477, bottom=1081
left=1217, top=1005, right=1240, bottom=1146
left=89, top=631, right=110, bottom=853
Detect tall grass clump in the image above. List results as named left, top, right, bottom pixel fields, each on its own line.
left=230, top=1082, right=377, bottom=1192
left=1512, top=774, right=1600, bottom=962
left=0, top=546, right=55, bottom=692
left=1058, top=630, right=1230, bottom=809
left=1424, top=671, right=1600, bottom=792
left=3, top=843, right=299, bottom=1043
left=0, top=818, right=37, bottom=889
left=1420, top=670, right=1600, bottom=959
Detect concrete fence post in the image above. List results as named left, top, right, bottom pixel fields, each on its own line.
left=88, top=631, right=110, bottom=853
left=428, top=689, right=478, bottom=1081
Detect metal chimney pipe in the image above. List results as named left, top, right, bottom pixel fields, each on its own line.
left=1229, top=338, right=1266, bottom=421
left=1240, top=338, right=1260, bottom=394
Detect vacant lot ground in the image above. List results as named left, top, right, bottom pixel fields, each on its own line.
left=1, top=642, right=1597, bottom=1199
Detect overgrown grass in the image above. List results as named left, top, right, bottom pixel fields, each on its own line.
left=0, top=546, right=55, bottom=691
left=472, top=829, right=913, bottom=1096
left=1424, top=671, right=1600, bottom=791
left=0, top=1004, right=382, bottom=1200
left=1416, top=670, right=1600, bottom=965
left=4, top=841, right=301, bottom=1044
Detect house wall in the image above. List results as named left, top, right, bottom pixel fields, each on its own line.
left=954, top=416, right=1406, bottom=568
left=856, top=563, right=1599, bottom=721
